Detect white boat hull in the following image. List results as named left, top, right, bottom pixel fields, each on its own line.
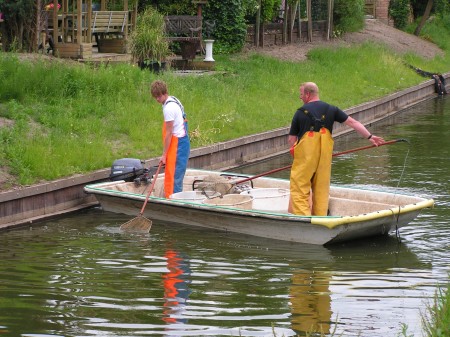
left=84, top=169, right=434, bottom=245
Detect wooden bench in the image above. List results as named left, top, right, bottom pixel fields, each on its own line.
left=90, top=11, right=130, bottom=53
left=165, top=15, right=202, bottom=42
left=55, top=11, right=129, bottom=41
left=165, top=15, right=202, bottom=59
left=91, top=11, right=128, bottom=35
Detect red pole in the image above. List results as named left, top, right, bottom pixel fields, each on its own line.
left=234, top=139, right=408, bottom=185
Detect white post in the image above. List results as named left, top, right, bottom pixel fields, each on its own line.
left=204, top=39, right=215, bottom=62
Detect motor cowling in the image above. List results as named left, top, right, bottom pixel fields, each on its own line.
left=110, top=158, right=145, bottom=182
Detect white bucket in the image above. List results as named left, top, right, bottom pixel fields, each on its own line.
left=202, top=194, right=253, bottom=210
left=169, top=191, right=206, bottom=203
left=240, top=188, right=290, bottom=212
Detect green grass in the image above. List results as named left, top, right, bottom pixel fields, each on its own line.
left=422, top=280, right=450, bottom=337
left=1, top=17, right=450, bottom=187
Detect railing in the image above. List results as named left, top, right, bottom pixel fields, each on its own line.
left=44, top=10, right=132, bottom=42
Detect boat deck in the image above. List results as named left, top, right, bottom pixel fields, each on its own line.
left=100, top=169, right=427, bottom=217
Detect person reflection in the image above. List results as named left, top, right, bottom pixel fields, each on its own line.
left=289, top=269, right=332, bottom=335
left=162, top=248, right=191, bottom=325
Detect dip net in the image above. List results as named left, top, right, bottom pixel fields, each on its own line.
left=195, top=175, right=252, bottom=198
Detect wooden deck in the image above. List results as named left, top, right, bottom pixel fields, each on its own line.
left=76, top=46, right=132, bottom=64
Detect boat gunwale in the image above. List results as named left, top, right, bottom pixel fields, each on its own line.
left=84, top=184, right=313, bottom=220
left=312, top=198, right=435, bottom=228
left=84, top=181, right=435, bottom=230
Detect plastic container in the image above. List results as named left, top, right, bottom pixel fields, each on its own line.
left=240, top=188, right=290, bottom=212
left=169, top=191, right=206, bottom=203
left=202, top=194, right=253, bottom=210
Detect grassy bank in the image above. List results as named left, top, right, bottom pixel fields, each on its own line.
left=421, top=280, right=450, bottom=337
left=0, top=18, right=449, bottom=188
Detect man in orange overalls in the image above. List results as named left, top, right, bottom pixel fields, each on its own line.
left=151, top=80, right=190, bottom=198
left=288, top=82, right=384, bottom=216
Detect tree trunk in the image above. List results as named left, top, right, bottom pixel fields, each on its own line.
left=289, top=1, right=298, bottom=43
left=307, top=0, right=312, bottom=42
left=327, top=0, right=334, bottom=40
left=282, top=0, right=288, bottom=44
left=414, top=0, right=433, bottom=36
left=255, top=0, right=261, bottom=47
left=35, top=0, right=43, bottom=52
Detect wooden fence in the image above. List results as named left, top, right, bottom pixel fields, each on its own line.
left=246, top=20, right=327, bottom=47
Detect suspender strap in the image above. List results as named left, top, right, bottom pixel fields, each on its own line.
left=302, top=108, right=326, bottom=132
left=165, top=96, right=187, bottom=120
left=164, top=96, right=189, bottom=137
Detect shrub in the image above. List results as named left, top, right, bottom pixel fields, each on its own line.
left=204, top=0, right=248, bottom=54
left=389, top=0, right=411, bottom=29
left=333, top=0, right=364, bottom=33
left=129, top=6, right=170, bottom=64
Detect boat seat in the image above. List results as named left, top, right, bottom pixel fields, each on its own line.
left=329, top=197, right=397, bottom=216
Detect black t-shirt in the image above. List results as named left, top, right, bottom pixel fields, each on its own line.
left=289, top=101, right=348, bottom=139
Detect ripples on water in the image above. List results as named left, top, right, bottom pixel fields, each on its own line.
left=0, top=215, right=437, bottom=337
left=0, top=97, right=449, bottom=337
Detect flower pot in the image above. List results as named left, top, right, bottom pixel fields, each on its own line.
left=98, top=38, right=127, bottom=54
left=138, top=61, right=167, bottom=73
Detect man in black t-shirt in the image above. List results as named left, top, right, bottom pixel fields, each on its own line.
left=288, top=82, right=384, bottom=216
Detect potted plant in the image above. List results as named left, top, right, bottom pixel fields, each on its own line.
left=129, top=7, right=170, bottom=72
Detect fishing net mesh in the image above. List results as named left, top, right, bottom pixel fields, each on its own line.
left=195, top=175, right=253, bottom=198
left=196, top=175, right=234, bottom=198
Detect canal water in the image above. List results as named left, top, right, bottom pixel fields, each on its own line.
left=0, top=96, right=449, bottom=337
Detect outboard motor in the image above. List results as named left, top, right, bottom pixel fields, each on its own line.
left=110, top=158, right=145, bottom=182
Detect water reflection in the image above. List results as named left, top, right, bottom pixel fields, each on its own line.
left=0, top=207, right=436, bottom=337
left=289, top=269, right=331, bottom=334
left=162, top=248, right=192, bottom=327
left=184, top=229, right=429, bottom=336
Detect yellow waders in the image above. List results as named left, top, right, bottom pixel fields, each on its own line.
left=290, top=128, right=334, bottom=216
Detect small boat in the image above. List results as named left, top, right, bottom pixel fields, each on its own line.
left=84, top=168, right=434, bottom=245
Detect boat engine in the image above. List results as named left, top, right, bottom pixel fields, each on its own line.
left=110, top=158, right=145, bottom=182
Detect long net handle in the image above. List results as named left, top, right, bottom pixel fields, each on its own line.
left=234, top=139, right=407, bottom=185
left=139, top=162, right=163, bottom=215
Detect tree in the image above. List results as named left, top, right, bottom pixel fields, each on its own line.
left=0, top=0, right=37, bottom=52
left=414, top=0, right=433, bottom=36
